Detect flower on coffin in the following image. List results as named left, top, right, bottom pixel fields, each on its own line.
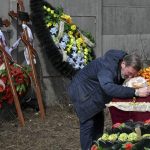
left=112, top=122, right=124, bottom=128
left=144, top=119, right=150, bottom=125
left=122, top=142, right=133, bottom=150
left=92, top=120, right=150, bottom=150
left=138, top=67, right=150, bottom=86
left=118, top=133, right=128, bottom=142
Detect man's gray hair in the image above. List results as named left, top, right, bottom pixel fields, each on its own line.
left=123, top=53, right=143, bottom=71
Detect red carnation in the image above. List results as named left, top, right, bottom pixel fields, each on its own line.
left=112, top=122, right=122, bottom=128
left=1, top=76, right=7, bottom=84
left=144, top=119, right=150, bottom=124
left=0, top=85, right=4, bottom=92
left=124, top=143, right=133, bottom=150
left=91, top=144, right=98, bottom=150
left=15, top=73, right=25, bottom=84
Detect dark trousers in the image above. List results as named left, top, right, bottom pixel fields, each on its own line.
left=79, top=111, right=104, bottom=150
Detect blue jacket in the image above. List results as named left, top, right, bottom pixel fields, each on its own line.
left=68, top=50, right=135, bottom=123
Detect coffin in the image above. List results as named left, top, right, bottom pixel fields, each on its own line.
left=106, top=96, right=150, bottom=124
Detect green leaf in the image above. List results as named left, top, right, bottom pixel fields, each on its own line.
left=16, top=85, right=20, bottom=92
left=21, top=84, right=26, bottom=93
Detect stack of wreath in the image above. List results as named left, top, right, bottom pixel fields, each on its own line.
left=91, top=120, right=150, bottom=150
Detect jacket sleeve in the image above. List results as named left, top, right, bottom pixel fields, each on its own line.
left=97, top=68, right=135, bottom=98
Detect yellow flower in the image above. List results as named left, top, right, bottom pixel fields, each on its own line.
left=84, top=48, right=88, bottom=53
left=67, top=48, right=71, bottom=52
left=84, top=51, right=88, bottom=55
left=70, top=38, right=74, bottom=44
left=47, top=8, right=51, bottom=12
left=53, top=22, right=56, bottom=26
left=77, top=43, right=81, bottom=49
left=82, top=43, right=86, bottom=47
left=68, top=31, right=73, bottom=35
left=71, top=25, right=76, bottom=31
left=51, top=10, right=54, bottom=14
left=43, top=5, right=47, bottom=10
left=77, top=38, right=84, bottom=44
left=61, top=14, right=72, bottom=24
left=84, top=56, right=88, bottom=59
left=68, top=44, right=72, bottom=49
left=54, top=14, right=57, bottom=18
left=46, top=22, right=52, bottom=27
left=84, top=59, right=88, bottom=64
left=75, top=32, right=80, bottom=38
left=78, top=50, right=81, bottom=54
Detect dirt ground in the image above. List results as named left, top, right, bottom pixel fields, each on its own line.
left=0, top=106, right=112, bottom=150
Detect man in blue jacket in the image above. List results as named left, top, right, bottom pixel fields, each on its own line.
left=68, top=49, right=150, bottom=150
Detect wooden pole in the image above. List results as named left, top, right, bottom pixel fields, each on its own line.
left=0, top=44, right=25, bottom=126
left=22, top=25, right=45, bottom=120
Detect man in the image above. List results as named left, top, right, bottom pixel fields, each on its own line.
left=68, top=49, right=150, bottom=150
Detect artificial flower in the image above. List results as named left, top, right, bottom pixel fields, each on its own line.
left=123, top=143, right=133, bottom=150
left=71, top=24, right=76, bottom=31
left=50, top=27, right=58, bottom=34
left=0, top=61, right=31, bottom=108
left=43, top=4, right=95, bottom=71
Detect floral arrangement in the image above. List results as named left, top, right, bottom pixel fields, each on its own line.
left=0, top=54, right=31, bottom=108
left=43, top=5, right=95, bottom=70
left=91, top=120, right=150, bottom=150
left=30, top=0, right=95, bottom=78
left=138, top=67, right=150, bottom=86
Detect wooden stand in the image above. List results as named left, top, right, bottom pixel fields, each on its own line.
left=0, top=44, right=25, bottom=126
left=21, top=25, right=45, bottom=120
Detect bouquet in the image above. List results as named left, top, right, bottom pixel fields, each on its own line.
left=91, top=120, right=150, bottom=150
left=0, top=54, right=31, bottom=108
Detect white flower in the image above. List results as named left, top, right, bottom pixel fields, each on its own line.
left=72, top=52, right=78, bottom=59
left=76, top=56, right=81, bottom=62
left=59, top=41, right=67, bottom=49
left=62, top=34, right=69, bottom=43
left=67, top=58, right=74, bottom=65
left=72, top=46, right=77, bottom=51
left=50, top=27, right=58, bottom=35
left=80, top=64, right=85, bottom=69
left=80, top=58, right=85, bottom=63
left=74, top=63, right=80, bottom=69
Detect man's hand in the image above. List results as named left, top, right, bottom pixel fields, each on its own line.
left=135, top=86, right=150, bottom=97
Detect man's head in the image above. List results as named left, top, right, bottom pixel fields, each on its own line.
left=121, top=53, right=143, bottom=79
